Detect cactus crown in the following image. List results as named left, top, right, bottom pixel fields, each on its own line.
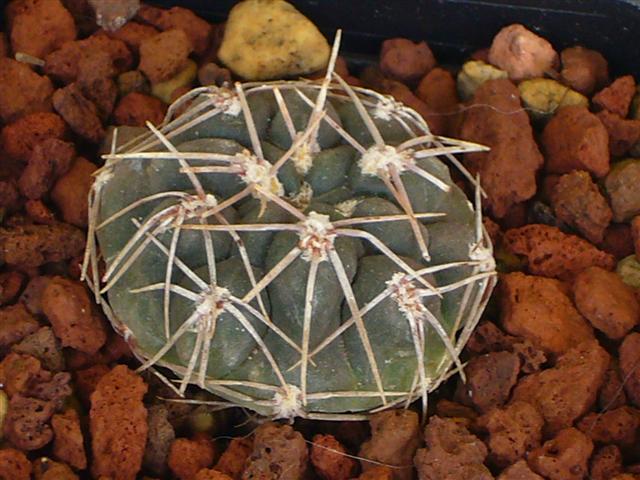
left=84, top=36, right=496, bottom=420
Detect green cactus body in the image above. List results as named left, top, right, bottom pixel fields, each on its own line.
left=87, top=74, right=496, bottom=420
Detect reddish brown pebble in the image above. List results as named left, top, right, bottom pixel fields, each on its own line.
left=0, top=58, right=54, bottom=123
left=44, top=32, right=133, bottom=84
left=511, top=341, right=609, bottom=434
left=593, top=75, right=636, bottom=117
left=528, top=428, right=593, bottom=480
left=359, top=410, right=420, bottom=480
left=512, top=340, right=547, bottom=374
left=19, top=276, right=52, bottom=316
left=461, top=351, right=521, bottom=413
left=0, top=448, right=32, bottom=480
left=632, top=216, right=640, bottom=259
left=597, top=109, right=640, bottom=156
left=214, top=437, right=253, bottom=480
left=168, top=435, right=217, bottom=480
left=0, top=303, right=40, bottom=349
left=32, top=458, right=79, bottom=480
left=500, top=272, right=593, bottom=355
left=560, top=46, right=609, bottom=95
left=466, top=321, right=515, bottom=355
left=52, top=409, right=87, bottom=470
left=576, top=407, right=639, bottom=447
left=0, top=112, right=67, bottom=167
left=573, top=266, right=639, bottom=340
left=383, top=79, right=447, bottom=136
left=107, top=21, right=159, bottom=53
left=9, top=0, right=76, bottom=58
left=310, top=434, right=358, bottom=480
left=619, top=332, right=640, bottom=407
left=414, top=416, right=493, bottom=480
left=52, top=83, right=105, bottom=143
left=0, top=270, right=25, bottom=305
left=42, top=277, right=107, bottom=355
left=435, top=399, right=479, bottom=425
left=4, top=394, right=56, bottom=450
left=488, top=24, right=558, bottom=81
left=242, top=423, right=308, bottom=480
left=380, top=38, right=436, bottom=85
left=114, top=92, right=166, bottom=127
left=478, top=401, right=544, bottom=468
left=357, top=466, right=393, bottom=480
left=90, top=365, right=148, bottom=480
left=590, top=445, right=623, bottom=480
left=74, top=364, right=110, bottom=406
left=0, top=352, right=42, bottom=397
left=198, top=63, right=232, bottom=87
left=139, top=29, right=193, bottom=84
left=195, top=470, right=234, bottom=480
left=503, top=224, right=616, bottom=280
left=550, top=170, right=612, bottom=244
left=460, top=79, right=543, bottom=218
left=51, top=157, right=97, bottom=228
left=541, top=105, right=610, bottom=178
left=77, top=51, right=118, bottom=120
left=137, top=5, right=212, bottom=56
left=24, top=200, right=55, bottom=224
left=497, top=460, right=544, bottom=480
left=601, top=223, right=635, bottom=260
left=18, top=137, right=75, bottom=200
left=415, top=67, right=460, bottom=136
left=598, top=360, right=628, bottom=410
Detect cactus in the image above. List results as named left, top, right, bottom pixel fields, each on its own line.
left=84, top=44, right=496, bottom=420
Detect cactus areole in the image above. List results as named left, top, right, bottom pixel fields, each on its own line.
left=84, top=44, right=497, bottom=421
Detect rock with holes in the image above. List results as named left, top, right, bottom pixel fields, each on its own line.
left=87, top=64, right=496, bottom=419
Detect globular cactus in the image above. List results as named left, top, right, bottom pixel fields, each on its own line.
left=85, top=47, right=496, bottom=420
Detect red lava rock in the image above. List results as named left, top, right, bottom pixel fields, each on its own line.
left=415, top=67, right=460, bottom=136
left=0, top=303, right=40, bottom=349
left=0, top=32, right=7, bottom=56
left=168, top=435, right=217, bottom=480
left=52, top=83, right=105, bottom=143
left=541, top=105, right=610, bottom=178
left=383, top=79, right=447, bottom=136
left=136, top=5, right=212, bottom=56
left=42, top=276, right=107, bottom=355
left=27, top=370, right=72, bottom=409
left=0, top=58, right=54, bottom=123
left=310, top=434, right=358, bottom=480
left=601, top=223, right=635, bottom=260
left=414, top=416, right=493, bottom=480
left=4, top=394, right=56, bottom=450
left=466, top=321, right=516, bottom=355
left=576, top=407, right=639, bottom=447
left=73, top=364, right=110, bottom=406
left=497, top=460, right=544, bottom=479
left=460, top=351, right=520, bottom=413
left=590, top=445, right=623, bottom=480
left=12, top=326, right=65, bottom=372
left=499, top=272, right=593, bottom=355
left=32, top=458, right=79, bottom=480
left=502, top=224, right=616, bottom=280
left=0, top=181, right=20, bottom=214
left=560, top=46, right=609, bottom=95
left=19, top=276, right=52, bottom=316
left=435, top=399, right=479, bottom=427
left=596, top=109, right=640, bottom=156
left=550, top=170, right=612, bottom=244
left=477, top=401, right=544, bottom=468
left=356, top=467, right=393, bottom=480
left=9, top=0, right=76, bottom=58
left=528, top=428, right=593, bottom=480
left=0, top=352, right=43, bottom=397
left=573, top=266, right=639, bottom=340
left=0, top=448, right=32, bottom=480
left=18, top=138, right=76, bottom=200
left=214, top=437, right=253, bottom=480
left=0, top=223, right=85, bottom=269
left=488, top=24, right=558, bottom=81
left=619, top=332, right=640, bottom=407
left=51, top=157, right=97, bottom=228
left=139, top=29, right=193, bottom=84
left=195, top=470, right=234, bottom=480
left=380, top=38, right=436, bottom=85
left=593, top=75, right=636, bottom=117
left=77, top=51, right=118, bottom=120
left=90, top=365, right=149, bottom=480
left=0, top=112, right=67, bottom=169
left=460, top=78, right=543, bottom=218
left=113, top=92, right=166, bottom=127
left=107, top=21, right=159, bottom=53
left=44, top=32, right=133, bottom=84
left=242, top=422, right=309, bottom=480
left=511, top=340, right=547, bottom=374
left=511, top=341, right=610, bottom=434
left=25, top=200, right=56, bottom=224
left=0, top=270, right=25, bottom=305
left=52, top=408, right=87, bottom=470
left=598, top=360, right=628, bottom=410
left=359, top=409, right=420, bottom=480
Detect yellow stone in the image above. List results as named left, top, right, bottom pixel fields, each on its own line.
left=218, top=0, right=330, bottom=80
left=518, top=78, right=588, bottom=121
